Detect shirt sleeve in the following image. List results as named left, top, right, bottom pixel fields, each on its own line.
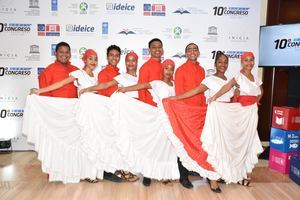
left=149, top=80, right=160, bottom=92
left=69, top=70, right=81, bottom=79
left=38, top=68, right=52, bottom=97
left=201, top=77, right=211, bottom=88
left=174, top=68, right=185, bottom=95
left=69, top=70, right=82, bottom=87
left=113, top=74, right=123, bottom=85
left=97, top=70, right=108, bottom=96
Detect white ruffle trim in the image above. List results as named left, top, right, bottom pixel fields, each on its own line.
left=158, top=101, right=221, bottom=180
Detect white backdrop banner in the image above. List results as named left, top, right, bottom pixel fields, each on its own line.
left=0, top=0, right=261, bottom=150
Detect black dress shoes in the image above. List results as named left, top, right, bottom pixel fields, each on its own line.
left=103, top=171, right=123, bottom=183
left=179, top=178, right=193, bottom=189
left=207, top=178, right=222, bottom=193
left=142, top=177, right=151, bottom=186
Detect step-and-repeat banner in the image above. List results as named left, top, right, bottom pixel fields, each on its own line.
left=0, top=0, right=260, bottom=150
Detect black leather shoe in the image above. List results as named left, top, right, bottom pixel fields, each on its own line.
left=217, top=178, right=226, bottom=184
left=179, top=178, right=193, bottom=189
left=207, top=178, right=222, bottom=193
left=103, top=171, right=123, bottom=183
left=188, top=171, right=200, bottom=177
left=143, top=177, right=151, bottom=186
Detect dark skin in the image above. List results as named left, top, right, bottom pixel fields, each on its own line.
left=149, top=41, right=163, bottom=62
left=185, top=43, right=200, bottom=63
left=55, top=46, right=71, bottom=65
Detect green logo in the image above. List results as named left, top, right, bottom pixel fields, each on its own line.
left=79, top=47, right=87, bottom=58
left=79, top=2, right=88, bottom=14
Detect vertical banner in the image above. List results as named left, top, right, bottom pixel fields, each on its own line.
left=0, top=0, right=261, bottom=150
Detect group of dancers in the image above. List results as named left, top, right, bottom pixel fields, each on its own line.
left=23, top=38, right=264, bottom=193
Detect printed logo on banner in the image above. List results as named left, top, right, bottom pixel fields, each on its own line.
left=203, top=26, right=218, bottom=42
left=106, top=3, right=135, bottom=15
left=173, top=7, right=208, bottom=15
left=0, top=109, right=24, bottom=118
left=0, top=23, right=32, bottom=35
left=29, top=0, right=39, bottom=8
left=211, top=50, right=245, bottom=60
left=0, top=50, right=18, bottom=60
left=172, top=52, right=186, bottom=59
left=25, top=45, right=40, bottom=61
left=118, top=29, right=136, bottom=35
left=208, top=26, right=217, bottom=35
left=37, top=24, right=60, bottom=36
left=228, top=32, right=249, bottom=42
left=163, top=26, right=191, bottom=39
left=173, top=27, right=182, bottom=39
left=51, top=44, right=56, bottom=57
left=274, top=37, right=300, bottom=49
left=51, top=0, right=58, bottom=16
left=68, top=2, right=99, bottom=15
left=143, top=4, right=165, bottom=16
left=79, top=2, right=88, bottom=14
left=121, top=48, right=133, bottom=55
left=102, top=22, right=109, bottom=34
left=0, top=6, right=17, bottom=14
left=0, top=67, right=32, bottom=78
left=51, top=0, right=58, bottom=11
left=0, top=96, right=18, bottom=103
left=142, top=48, right=150, bottom=60
left=206, top=69, right=216, bottom=76
left=37, top=67, right=45, bottom=75
left=25, top=0, right=40, bottom=16
left=118, top=27, right=153, bottom=35
left=65, top=24, right=95, bottom=35
left=79, top=47, right=87, bottom=59
left=213, top=6, right=249, bottom=17
left=173, top=8, right=190, bottom=15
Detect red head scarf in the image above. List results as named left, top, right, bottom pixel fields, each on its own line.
left=125, top=51, right=138, bottom=61
left=162, top=59, right=175, bottom=68
left=162, top=59, right=175, bottom=81
left=241, top=52, right=254, bottom=61
left=82, top=49, right=97, bottom=62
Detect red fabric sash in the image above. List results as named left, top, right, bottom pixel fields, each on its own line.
left=233, top=95, right=258, bottom=106
left=163, top=99, right=215, bottom=171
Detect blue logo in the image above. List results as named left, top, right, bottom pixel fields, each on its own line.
left=102, top=22, right=108, bottom=34
left=51, top=0, right=58, bottom=11
left=51, top=44, right=56, bottom=56
left=37, top=67, right=45, bottom=75
left=142, top=48, right=150, bottom=60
